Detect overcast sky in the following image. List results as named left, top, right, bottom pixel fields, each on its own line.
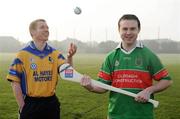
left=0, top=0, right=179, bottom=43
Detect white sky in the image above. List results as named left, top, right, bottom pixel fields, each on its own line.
left=0, top=0, right=179, bottom=43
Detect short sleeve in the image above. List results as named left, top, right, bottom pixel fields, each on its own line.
left=149, top=54, right=171, bottom=81
left=6, top=54, right=23, bottom=82
left=58, top=53, right=65, bottom=66
left=98, top=55, right=113, bottom=85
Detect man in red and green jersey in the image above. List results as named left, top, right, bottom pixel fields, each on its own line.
left=80, top=14, right=172, bottom=119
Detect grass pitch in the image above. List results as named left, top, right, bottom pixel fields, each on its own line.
left=0, top=53, right=179, bottom=119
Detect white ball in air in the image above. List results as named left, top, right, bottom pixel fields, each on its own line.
left=74, top=7, right=82, bottom=15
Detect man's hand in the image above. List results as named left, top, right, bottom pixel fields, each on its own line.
left=80, top=75, right=94, bottom=91
left=135, top=80, right=172, bottom=103
left=66, top=43, right=77, bottom=66
left=19, top=103, right=25, bottom=113
left=67, top=43, right=77, bottom=59
left=135, top=87, right=152, bottom=103
left=80, top=75, right=107, bottom=93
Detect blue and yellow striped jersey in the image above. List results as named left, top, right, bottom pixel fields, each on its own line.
left=7, top=41, right=65, bottom=97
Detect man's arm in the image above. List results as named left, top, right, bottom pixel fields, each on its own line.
left=80, top=75, right=108, bottom=94
left=11, top=81, right=25, bottom=112
left=135, top=80, right=172, bottom=102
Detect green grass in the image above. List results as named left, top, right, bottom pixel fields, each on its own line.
left=0, top=53, right=180, bottom=119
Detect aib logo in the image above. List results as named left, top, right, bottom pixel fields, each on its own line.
left=65, top=69, right=73, bottom=78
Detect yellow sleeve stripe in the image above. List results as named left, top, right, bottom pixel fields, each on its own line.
left=6, top=75, right=20, bottom=82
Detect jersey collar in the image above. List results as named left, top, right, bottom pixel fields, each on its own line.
left=116, top=40, right=143, bottom=54
left=29, top=41, right=51, bottom=51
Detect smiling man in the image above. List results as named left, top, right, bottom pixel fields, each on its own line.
left=7, top=19, right=77, bottom=119
left=80, top=14, right=172, bottom=119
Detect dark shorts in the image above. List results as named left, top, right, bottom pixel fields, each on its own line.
left=20, top=95, right=60, bottom=119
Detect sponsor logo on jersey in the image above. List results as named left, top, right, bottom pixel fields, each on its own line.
left=115, top=60, right=120, bottom=67
left=30, top=63, right=37, bottom=70
left=33, top=70, right=52, bottom=81
left=65, top=69, right=73, bottom=78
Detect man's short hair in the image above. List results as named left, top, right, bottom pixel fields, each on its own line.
left=118, top=14, right=141, bottom=30
left=29, top=19, right=46, bottom=36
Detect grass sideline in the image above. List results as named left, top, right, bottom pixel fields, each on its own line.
left=0, top=53, right=180, bottom=119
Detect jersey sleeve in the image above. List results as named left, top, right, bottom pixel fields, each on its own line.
left=57, top=52, right=66, bottom=75
left=58, top=52, right=65, bottom=66
left=149, top=54, right=171, bottom=81
left=6, top=54, right=23, bottom=82
left=98, top=55, right=113, bottom=85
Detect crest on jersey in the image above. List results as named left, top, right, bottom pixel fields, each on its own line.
left=30, top=63, right=37, bottom=70
left=49, top=57, right=54, bottom=63
left=135, top=57, right=143, bottom=66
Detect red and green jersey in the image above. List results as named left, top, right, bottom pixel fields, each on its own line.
left=98, top=42, right=171, bottom=119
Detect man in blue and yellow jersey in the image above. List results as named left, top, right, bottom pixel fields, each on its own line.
left=6, top=19, right=77, bottom=119
left=80, top=14, right=172, bottom=119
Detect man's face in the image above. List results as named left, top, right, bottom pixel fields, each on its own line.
left=118, top=20, right=140, bottom=46
left=32, top=21, right=49, bottom=41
